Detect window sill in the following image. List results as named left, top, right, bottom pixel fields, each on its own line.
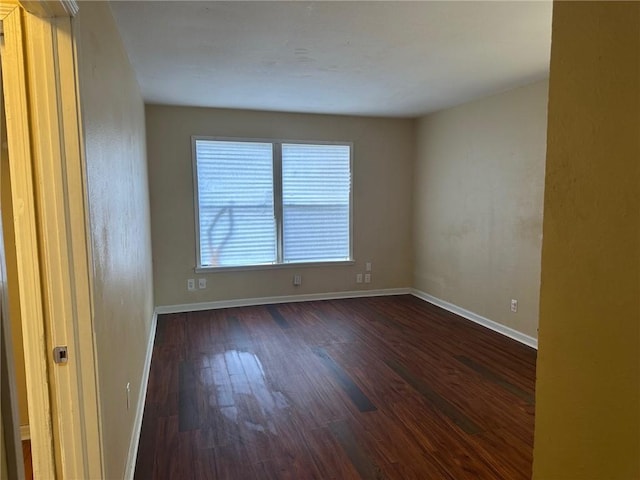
left=195, top=259, right=355, bottom=274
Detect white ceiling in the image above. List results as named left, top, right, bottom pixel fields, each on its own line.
left=110, top=1, right=552, bottom=118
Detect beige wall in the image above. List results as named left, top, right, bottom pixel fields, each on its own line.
left=533, top=2, right=639, bottom=478
left=146, top=106, right=414, bottom=307
left=74, top=3, right=154, bottom=478
left=413, top=81, right=548, bottom=339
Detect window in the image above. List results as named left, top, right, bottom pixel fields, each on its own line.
left=193, top=137, right=352, bottom=269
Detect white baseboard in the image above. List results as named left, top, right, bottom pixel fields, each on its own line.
left=124, top=311, right=158, bottom=480
left=410, top=289, right=538, bottom=349
left=20, top=425, right=29, bottom=441
left=155, top=288, right=412, bottom=314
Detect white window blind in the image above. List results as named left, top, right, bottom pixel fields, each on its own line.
left=193, top=138, right=352, bottom=269
left=282, top=143, right=351, bottom=263
left=194, top=140, right=275, bottom=267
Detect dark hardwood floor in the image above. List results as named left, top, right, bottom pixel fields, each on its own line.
left=23, top=440, right=33, bottom=480
left=135, top=295, right=536, bottom=479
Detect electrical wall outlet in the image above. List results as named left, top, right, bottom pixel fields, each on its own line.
left=365, top=262, right=372, bottom=272
left=511, top=299, right=518, bottom=313
left=187, top=278, right=196, bottom=291
left=364, top=273, right=371, bottom=284
left=293, top=274, right=302, bottom=286
left=198, top=278, right=207, bottom=289
left=356, top=273, right=363, bottom=283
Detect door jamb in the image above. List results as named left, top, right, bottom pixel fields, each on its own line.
left=0, top=3, right=57, bottom=478
left=1, top=1, right=100, bottom=478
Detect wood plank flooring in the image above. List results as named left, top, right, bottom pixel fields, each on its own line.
left=23, top=440, right=33, bottom=480
left=135, top=295, right=536, bottom=479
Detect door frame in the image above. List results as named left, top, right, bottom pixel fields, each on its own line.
left=0, top=1, right=101, bottom=478
left=0, top=61, right=26, bottom=469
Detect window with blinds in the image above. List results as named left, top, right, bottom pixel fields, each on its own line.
left=193, top=137, right=352, bottom=269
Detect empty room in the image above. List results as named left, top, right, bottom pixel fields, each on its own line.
left=119, top=1, right=549, bottom=478
left=1, top=1, right=637, bottom=479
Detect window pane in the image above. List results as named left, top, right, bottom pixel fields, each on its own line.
left=195, top=140, right=275, bottom=267
left=282, top=143, right=351, bottom=263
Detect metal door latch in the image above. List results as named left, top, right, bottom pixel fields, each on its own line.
left=53, top=346, right=68, bottom=364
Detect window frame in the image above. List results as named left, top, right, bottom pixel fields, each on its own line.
left=192, top=136, right=354, bottom=272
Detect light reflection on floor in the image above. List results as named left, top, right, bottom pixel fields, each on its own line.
left=207, top=350, right=289, bottom=435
